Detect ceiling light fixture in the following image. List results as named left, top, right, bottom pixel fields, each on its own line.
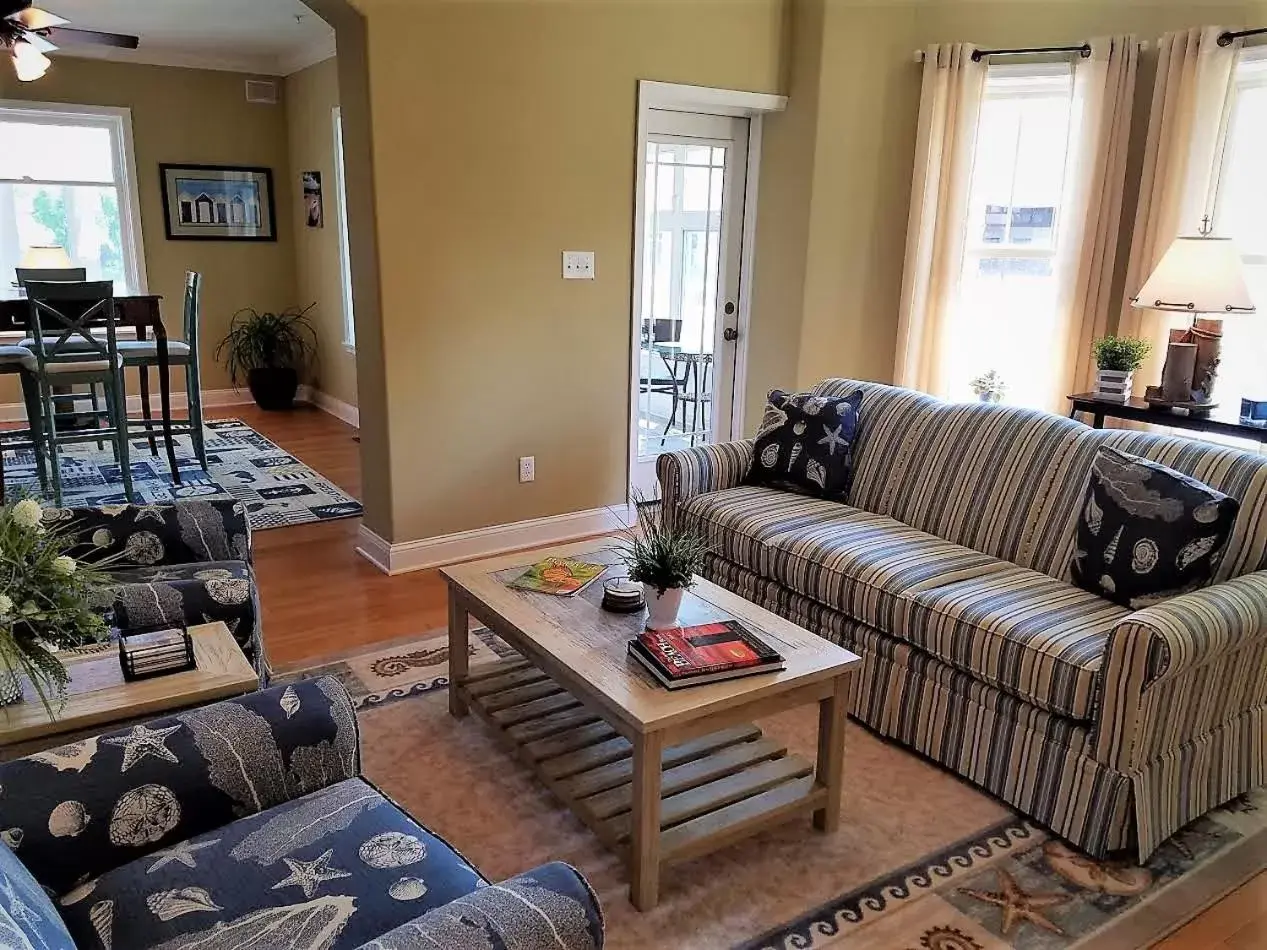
left=11, top=38, right=48, bottom=80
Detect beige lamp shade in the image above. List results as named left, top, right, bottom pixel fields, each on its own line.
left=18, top=246, right=73, bottom=270
left=1132, top=235, right=1257, bottom=315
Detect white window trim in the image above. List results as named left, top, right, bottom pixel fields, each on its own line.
left=332, top=106, right=355, bottom=353
left=0, top=99, right=149, bottom=295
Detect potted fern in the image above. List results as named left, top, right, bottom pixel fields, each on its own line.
left=216, top=304, right=318, bottom=410
left=617, top=499, right=707, bottom=630
left=0, top=498, right=110, bottom=713
left=1092, top=336, right=1152, bottom=402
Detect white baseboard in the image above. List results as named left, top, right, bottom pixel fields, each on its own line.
left=0, top=388, right=251, bottom=423
left=299, top=386, right=359, bottom=428
left=356, top=504, right=637, bottom=575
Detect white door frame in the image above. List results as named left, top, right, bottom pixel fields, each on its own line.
left=627, top=81, right=786, bottom=498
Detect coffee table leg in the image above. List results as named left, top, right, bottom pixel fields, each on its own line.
left=448, top=589, right=469, bottom=718
left=630, top=730, right=664, bottom=910
left=813, top=671, right=850, bottom=832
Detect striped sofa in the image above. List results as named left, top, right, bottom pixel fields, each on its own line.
left=658, top=379, right=1267, bottom=861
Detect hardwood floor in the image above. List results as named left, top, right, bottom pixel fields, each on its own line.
left=224, top=402, right=1267, bottom=946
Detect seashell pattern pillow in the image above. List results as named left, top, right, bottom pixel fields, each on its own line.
left=745, top=389, right=864, bottom=502
left=1071, top=446, right=1239, bottom=609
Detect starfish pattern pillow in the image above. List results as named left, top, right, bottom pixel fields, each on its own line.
left=1071, top=446, right=1239, bottom=608
left=745, top=389, right=863, bottom=501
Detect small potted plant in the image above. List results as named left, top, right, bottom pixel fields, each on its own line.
left=1092, top=336, right=1151, bottom=402
left=216, top=305, right=318, bottom=410
left=617, top=499, right=707, bottom=630
left=0, top=498, right=110, bottom=713
left=970, top=370, right=1007, bottom=404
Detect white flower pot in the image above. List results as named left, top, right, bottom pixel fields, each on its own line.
left=643, top=584, right=686, bottom=630
left=1095, top=369, right=1134, bottom=402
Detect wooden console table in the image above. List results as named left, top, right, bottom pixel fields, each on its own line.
left=1068, top=392, right=1267, bottom=444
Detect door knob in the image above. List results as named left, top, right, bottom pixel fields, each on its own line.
left=723, top=328, right=739, bottom=342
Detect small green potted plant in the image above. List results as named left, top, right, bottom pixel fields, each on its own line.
left=617, top=499, right=707, bottom=630
left=970, top=369, right=1007, bottom=404
left=1092, top=336, right=1151, bottom=402
left=0, top=498, right=110, bottom=713
left=216, top=305, right=318, bottom=410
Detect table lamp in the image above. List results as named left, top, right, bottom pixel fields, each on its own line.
left=18, top=245, right=73, bottom=270
left=1131, top=217, right=1256, bottom=407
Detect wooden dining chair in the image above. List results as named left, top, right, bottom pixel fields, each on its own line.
left=117, top=271, right=207, bottom=471
left=0, top=346, right=48, bottom=502
left=24, top=280, right=134, bottom=504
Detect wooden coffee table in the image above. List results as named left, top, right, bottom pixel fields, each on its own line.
left=442, top=542, right=860, bottom=910
left=0, top=621, right=258, bottom=759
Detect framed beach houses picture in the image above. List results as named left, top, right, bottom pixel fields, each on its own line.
left=160, top=164, right=277, bottom=241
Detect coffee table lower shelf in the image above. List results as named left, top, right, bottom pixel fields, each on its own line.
left=456, top=658, right=825, bottom=904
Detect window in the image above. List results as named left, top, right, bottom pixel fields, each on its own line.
left=944, top=65, right=1075, bottom=408
left=332, top=107, right=355, bottom=350
left=1212, top=50, right=1267, bottom=407
left=0, top=101, right=146, bottom=294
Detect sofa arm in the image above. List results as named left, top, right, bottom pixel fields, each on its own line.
left=60, top=499, right=252, bottom=568
left=1093, top=570, right=1267, bottom=769
left=0, top=677, right=357, bottom=895
left=355, top=862, right=604, bottom=950
left=656, top=440, right=754, bottom=528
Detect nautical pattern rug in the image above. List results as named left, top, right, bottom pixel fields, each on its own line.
left=1, top=418, right=362, bottom=531
left=289, top=633, right=1266, bottom=950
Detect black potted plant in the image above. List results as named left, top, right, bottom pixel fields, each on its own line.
left=216, top=305, right=318, bottom=410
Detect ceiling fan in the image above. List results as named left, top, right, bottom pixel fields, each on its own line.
left=2, top=1, right=139, bottom=82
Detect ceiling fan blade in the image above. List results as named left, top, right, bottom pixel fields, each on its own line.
left=11, top=6, right=69, bottom=29
left=22, top=30, right=57, bottom=53
left=43, top=26, right=139, bottom=50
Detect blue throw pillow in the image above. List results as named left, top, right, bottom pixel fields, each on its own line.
left=0, top=842, right=74, bottom=949
left=1071, top=446, right=1239, bottom=608
left=745, top=389, right=863, bottom=501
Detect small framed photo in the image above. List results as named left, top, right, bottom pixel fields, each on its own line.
left=303, top=171, right=324, bottom=228
left=160, top=164, right=277, bottom=241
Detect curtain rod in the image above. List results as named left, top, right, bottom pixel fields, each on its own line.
left=970, top=44, right=1091, bottom=62
left=1219, top=27, right=1267, bottom=46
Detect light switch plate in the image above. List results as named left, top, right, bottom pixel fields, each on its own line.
left=562, top=251, right=595, bottom=280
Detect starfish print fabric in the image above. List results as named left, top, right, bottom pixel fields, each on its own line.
left=0, top=678, right=358, bottom=896
left=745, top=388, right=864, bottom=501
left=959, top=868, right=1070, bottom=937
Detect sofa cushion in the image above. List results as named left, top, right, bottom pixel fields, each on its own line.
left=0, top=842, right=74, bottom=950
left=57, top=778, right=485, bottom=950
left=1072, top=447, right=1240, bottom=608
left=684, top=487, right=1124, bottom=719
left=898, top=565, right=1127, bottom=719
left=746, top=389, right=863, bottom=500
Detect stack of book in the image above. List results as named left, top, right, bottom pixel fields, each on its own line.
left=628, top=620, right=784, bottom=690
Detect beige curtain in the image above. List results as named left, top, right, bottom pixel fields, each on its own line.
left=1118, top=26, right=1241, bottom=384
left=894, top=44, right=985, bottom=396
left=1052, top=35, right=1141, bottom=407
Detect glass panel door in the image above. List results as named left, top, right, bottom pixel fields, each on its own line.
left=631, top=110, right=748, bottom=495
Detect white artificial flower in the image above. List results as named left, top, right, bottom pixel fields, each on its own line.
left=11, top=499, right=43, bottom=530
left=0, top=594, right=11, bottom=616
left=52, top=556, right=77, bottom=576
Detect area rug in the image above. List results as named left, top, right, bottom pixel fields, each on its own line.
left=282, top=633, right=1266, bottom=950
left=1, top=418, right=362, bottom=530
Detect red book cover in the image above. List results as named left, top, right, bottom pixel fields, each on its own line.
left=635, top=621, right=781, bottom=679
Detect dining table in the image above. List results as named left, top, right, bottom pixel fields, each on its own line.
left=0, top=292, right=182, bottom=483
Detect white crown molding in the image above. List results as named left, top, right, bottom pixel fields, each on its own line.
left=52, top=33, right=335, bottom=78
left=356, top=505, right=637, bottom=575
left=275, top=35, right=337, bottom=77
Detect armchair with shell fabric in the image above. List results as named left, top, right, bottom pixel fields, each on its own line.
left=57, top=498, right=266, bottom=679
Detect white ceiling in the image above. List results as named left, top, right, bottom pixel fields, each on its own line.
left=42, top=0, right=335, bottom=76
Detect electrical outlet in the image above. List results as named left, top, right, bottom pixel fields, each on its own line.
left=519, top=456, right=535, bottom=483
left=562, top=251, right=595, bottom=280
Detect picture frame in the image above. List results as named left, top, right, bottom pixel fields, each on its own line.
left=159, top=163, right=277, bottom=242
